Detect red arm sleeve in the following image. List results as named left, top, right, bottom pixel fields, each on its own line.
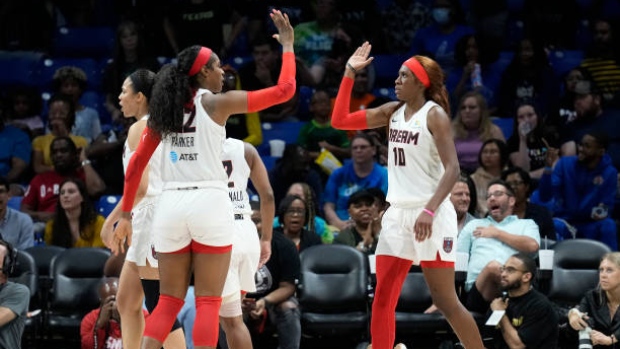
left=331, top=76, right=368, bottom=130
left=246, top=52, right=296, bottom=112
left=121, top=127, right=160, bottom=212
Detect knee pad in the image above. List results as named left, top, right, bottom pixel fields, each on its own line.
left=141, top=279, right=160, bottom=313
left=219, top=292, right=242, bottom=318
left=193, top=296, right=223, bottom=347
left=143, top=294, right=184, bottom=343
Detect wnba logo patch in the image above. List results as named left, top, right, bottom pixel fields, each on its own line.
left=443, top=237, right=454, bottom=253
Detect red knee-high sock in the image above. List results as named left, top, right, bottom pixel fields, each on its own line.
left=371, top=255, right=412, bottom=349
left=143, top=294, right=185, bottom=343
left=193, top=295, right=223, bottom=347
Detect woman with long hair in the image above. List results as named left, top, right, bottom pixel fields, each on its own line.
left=331, top=41, right=484, bottom=349
left=112, top=9, right=296, bottom=349
left=45, top=178, right=105, bottom=248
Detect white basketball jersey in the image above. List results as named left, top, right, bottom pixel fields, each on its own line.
left=221, top=138, right=252, bottom=215
left=160, top=88, right=228, bottom=183
left=123, top=115, right=163, bottom=198
left=386, top=100, right=446, bottom=206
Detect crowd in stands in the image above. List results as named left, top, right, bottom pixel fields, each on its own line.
left=1, top=0, right=620, bottom=348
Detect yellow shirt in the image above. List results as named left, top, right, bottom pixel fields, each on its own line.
left=32, top=134, right=89, bottom=167
left=44, top=214, right=106, bottom=248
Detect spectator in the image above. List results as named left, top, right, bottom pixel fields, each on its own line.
left=470, top=138, right=509, bottom=217
left=273, top=182, right=333, bottom=244
left=452, top=91, right=505, bottom=174
left=502, top=167, right=556, bottom=242
left=447, top=33, right=501, bottom=113
left=377, top=0, right=430, bottom=55
left=507, top=100, right=560, bottom=179
left=560, top=80, right=620, bottom=170
left=268, top=144, right=324, bottom=209
left=567, top=252, right=620, bottom=347
left=275, top=195, right=322, bottom=252
left=243, top=200, right=301, bottom=349
left=298, top=89, right=350, bottom=169
left=409, top=0, right=474, bottom=77
left=538, top=132, right=618, bottom=250
left=102, top=19, right=161, bottom=124
left=0, top=239, right=29, bottom=349
left=237, top=34, right=315, bottom=122
left=548, top=66, right=589, bottom=129
left=52, top=66, right=101, bottom=143
left=450, top=174, right=476, bottom=234
left=293, top=0, right=351, bottom=88
left=457, top=179, right=540, bottom=314
left=322, top=133, right=388, bottom=231
left=21, top=136, right=106, bottom=225
left=0, top=102, right=31, bottom=184
left=4, top=85, right=45, bottom=138
left=44, top=178, right=105, bottom=248
left=222, top=65, right=262, bottom=146
left=31, top=94, right=88, bottom=174
left=80, top=277, right=147, bottom=349
left=333, top=189, right=382, bottom=254
left=579, top=18, right=620, bottom=105
left=490, top=253, right=559, bottom=348
left=0, top=177, right=33, bottom=250
left=162, top=0, right=245, bottom=58
left=496, top=37, right=558, bottom=118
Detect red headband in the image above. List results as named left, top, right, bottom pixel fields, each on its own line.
left=403, top=57, right=430, bottom=88
left=188, top=47, right=213, bottom=77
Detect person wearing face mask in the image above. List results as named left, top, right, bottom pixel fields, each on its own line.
left=410, top=0, right=474, bottom=77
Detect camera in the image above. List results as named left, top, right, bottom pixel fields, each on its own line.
left=591, top=205, right=608, bottom=218
left=578, top=326, right=593, bottom=349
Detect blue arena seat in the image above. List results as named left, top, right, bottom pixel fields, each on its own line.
left=7, top=196, right=23, bottom=211
left=96, top=195, right=121, bottom=217
left=260, top=155, right=278, bottom=172
left=373, top=54, right=408, bottom=88
left=548, top=50, right=584, bottom=79
left=52, top=26, right=115, bottom=59
left=372, top=87, right=397, bottom=101
left=258, top=121, right=305, bottom=156
left=492, top=117, right=514, bottom=139
left=0, top=51, right=45, bottom=88
left=36, top=57, right=103, bottom=92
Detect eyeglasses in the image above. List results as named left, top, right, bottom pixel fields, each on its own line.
left=486, top=191, right=511, bottom=200
left=285, top=208, right=306, bottom=216
left=500, top=266, right=528, bottom=274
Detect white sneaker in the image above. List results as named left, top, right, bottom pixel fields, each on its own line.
left=394, top=344, right=407, bottom=349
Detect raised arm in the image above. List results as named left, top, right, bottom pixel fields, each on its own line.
left=331, top=42, right=395, bottom=130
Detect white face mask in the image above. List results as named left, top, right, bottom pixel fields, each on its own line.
left=432, top=8, right=451, bottom=25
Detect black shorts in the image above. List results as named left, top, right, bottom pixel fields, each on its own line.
left=465, top=283, right=491, bottom=315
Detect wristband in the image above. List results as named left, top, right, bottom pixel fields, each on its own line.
left=422, top=208, right=435, bottom=217
left=346, top=63, right=357, bottom=74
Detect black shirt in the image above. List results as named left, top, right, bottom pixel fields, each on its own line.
left=247, top=232, right=300, bottom=298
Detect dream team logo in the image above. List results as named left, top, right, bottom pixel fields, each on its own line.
left=443, top=237, right=454, bottom=253
left=170, top=151, right=179, bottom=163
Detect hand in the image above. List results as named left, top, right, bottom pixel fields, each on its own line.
left=346, top=41, right=374, bottom=73
left=568, top=311, right=589, bottom=330
left=414, top=210, right=433, bottom=242
left=258, top=239, right=272, bottom=268
left=590, top=329, right=611, bottom=346
left=270, top=9, right=293, bottom=47
left=318, top=141, right=330, bottom=149
left=462, top=61, right=476, bottom=77
left=542, top=138, right=559, bottom=168
left=518, top=120, right=532, bottom=138
left=96, top=295, right=116, bottom=328
left=490, top=297, right=508, bottom=311
left=251, top=298, right=267, bottom=319
left=473, top=226, right=498, bottom=239
left=101, top=216, right=118, bottom=249
left=111, top=217, right=132, bottom=255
